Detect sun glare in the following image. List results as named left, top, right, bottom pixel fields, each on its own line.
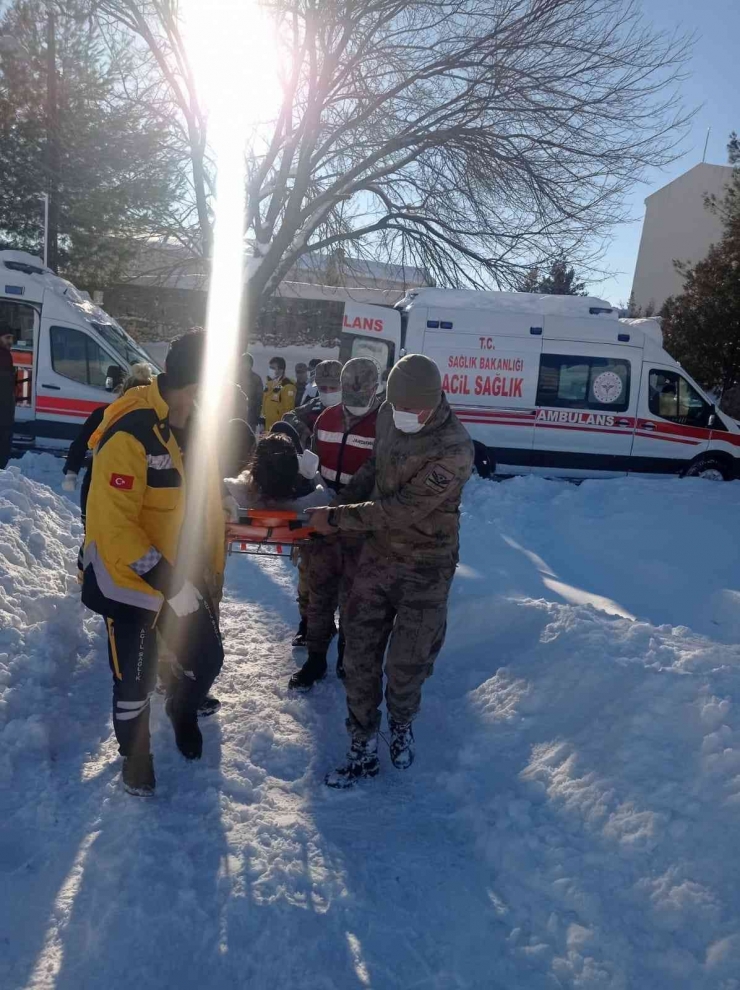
left=177, top=0, right=281, bottom=586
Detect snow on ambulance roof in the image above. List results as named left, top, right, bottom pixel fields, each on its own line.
left=400, top=287, right=616, bottom=317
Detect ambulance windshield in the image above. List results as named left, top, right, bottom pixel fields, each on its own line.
left=91, top=320, right=161, bottom=372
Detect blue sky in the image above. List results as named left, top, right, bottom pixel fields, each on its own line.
left=593, top=0, right=740, bottom=305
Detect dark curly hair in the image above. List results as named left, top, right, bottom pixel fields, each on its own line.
left=250, top=433, right=299, bottom=500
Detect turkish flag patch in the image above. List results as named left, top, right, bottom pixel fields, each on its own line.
left=110, top=473, right=134, bottom=490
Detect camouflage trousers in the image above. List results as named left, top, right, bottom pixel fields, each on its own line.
left=342, top=542, right=457, bottom=740
left=295, top=549, right=310, bottom=617
left=305, top=535, right=364, bottom=655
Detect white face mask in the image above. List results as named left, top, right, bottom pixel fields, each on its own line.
left=392, top=408, right=425, bottom=434
left=268, top=368, right=281, bottom=381
left=345, top=402, right=372, bottom=417
left=319, top=390, right=342, bottom=407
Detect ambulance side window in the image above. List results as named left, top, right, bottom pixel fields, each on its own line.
left=50, top=326, right=112, bottom=389
left=537, top=355, right=630, bottom=412
left=648, top=370, right=711, bottom=428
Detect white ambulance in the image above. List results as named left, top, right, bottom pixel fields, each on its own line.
left=339, top=288, right=740, bottom=480
left=0, top=251, right=160, bottom=451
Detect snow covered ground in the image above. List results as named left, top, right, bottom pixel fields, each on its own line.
left=2, top=454, right=740, bottom=990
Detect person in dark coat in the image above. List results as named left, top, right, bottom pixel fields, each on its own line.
left=239, top=353, right=264, bottom=433
left=0, top=327, right=17, bottom=470
left=294, top=363, right=309, bottom=407
left=62, top=363, right=152, bottom=521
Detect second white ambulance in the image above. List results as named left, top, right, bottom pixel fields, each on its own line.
left=339, top=288, right=740, bottom=480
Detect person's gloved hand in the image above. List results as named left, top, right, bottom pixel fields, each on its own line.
left=167, top=581, right=202, bottom=617
left=222, top=494, right=240, bottom=523
left=298, top=448, right=319, bottom=480
left=62, top=471, right=78, bottom=492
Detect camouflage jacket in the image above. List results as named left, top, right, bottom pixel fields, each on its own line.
left=334, top=395, right=474, bottom=561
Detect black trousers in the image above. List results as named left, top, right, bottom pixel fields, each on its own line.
left=106, top=594, right=223, bottom=757
left=0, top=422, right=13, bottom=470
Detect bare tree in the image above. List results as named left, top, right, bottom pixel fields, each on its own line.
left=91, top=0, right=214, bottom=259
left=87, top=0, right=692, bottom=311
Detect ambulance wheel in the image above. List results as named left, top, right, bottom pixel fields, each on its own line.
left=684, top=456, right=731, bottom=481
left=473, top=442, right=494, bottom=479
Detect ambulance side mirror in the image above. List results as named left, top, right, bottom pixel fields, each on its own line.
left=708, top=405, right=717, bottom=428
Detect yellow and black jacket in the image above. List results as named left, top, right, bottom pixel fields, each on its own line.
left=81, top=376, right=225, bottom=618
left=261, top=376, right=297, bottom=431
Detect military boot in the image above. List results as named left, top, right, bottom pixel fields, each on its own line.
left=388, top=719, right=415, bottom=770
left=165, top=698, right=203, bottom=760
left=122, top=754, right=156, bottom=796
left=291, top=616, right=308, bottom=648
left=288, top=652, right=327, bottom=691
left=325, top=735, right=380, bottom=789
left=198, top=694, right=221, bottom=717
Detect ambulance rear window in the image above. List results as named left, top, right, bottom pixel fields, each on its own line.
left=0, top=300, right=36, bottom=344
left=339, top=335, right=393, bottom=371
left=537, top=354, right=631, bottom=412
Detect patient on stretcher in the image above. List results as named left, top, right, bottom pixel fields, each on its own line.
left=225, top=432, right=330, bottom=517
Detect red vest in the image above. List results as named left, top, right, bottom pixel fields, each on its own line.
left=314, top=404, right=378, bottom=492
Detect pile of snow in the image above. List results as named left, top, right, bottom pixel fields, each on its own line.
left=0, top=462, right=99, bottom=786
left=442, top=476, right=740, bottom=988
left=2, top=457, right=740, bottom=990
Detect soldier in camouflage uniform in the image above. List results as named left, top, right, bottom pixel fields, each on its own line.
left=308, top=354, right=474, bottom=787
left=289, top=358, right=381, bottom=690
left=285, top=360, right=343, bottom=645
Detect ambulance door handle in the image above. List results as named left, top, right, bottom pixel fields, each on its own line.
left=617, top=418, right=630, bottom=427
left=41, top=383, right=61, bottom=390
left=641, top=422, right=656, bottom=431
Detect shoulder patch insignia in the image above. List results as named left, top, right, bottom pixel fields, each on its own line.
left=423, top=464, right=455, bottom=494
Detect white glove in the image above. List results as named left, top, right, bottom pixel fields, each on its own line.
left=62, top=471, right=78, bottom=492
left=298, top=448, right=319, bottom=480
left=222, top=494, right=240, bottom=523
left=167, top=581, right=202, bottom=617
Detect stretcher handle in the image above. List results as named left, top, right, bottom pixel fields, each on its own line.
left=239, top=509, right=310, bottom=530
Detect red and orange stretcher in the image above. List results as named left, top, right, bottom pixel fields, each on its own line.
left=226, top=509, right=316, bottom=558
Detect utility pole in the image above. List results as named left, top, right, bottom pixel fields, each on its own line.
left=45, top=4, right=60, bottom=272
left=41, top=193, right=49, bottom=267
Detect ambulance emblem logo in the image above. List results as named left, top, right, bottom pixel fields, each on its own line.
left=592, top=371, right=623, bottom=404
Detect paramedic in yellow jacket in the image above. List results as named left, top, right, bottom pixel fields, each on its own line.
left=261, top=355, right=297, bottom=430
left=82, top=330, right=226, bottom=797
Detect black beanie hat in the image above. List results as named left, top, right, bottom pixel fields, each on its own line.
left=271, top=419, right=304, bottom=455
left=165, top=329, right=207, bottom=388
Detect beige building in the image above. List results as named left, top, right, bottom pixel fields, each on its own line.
left=631, top=163, right=733, bottom=313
